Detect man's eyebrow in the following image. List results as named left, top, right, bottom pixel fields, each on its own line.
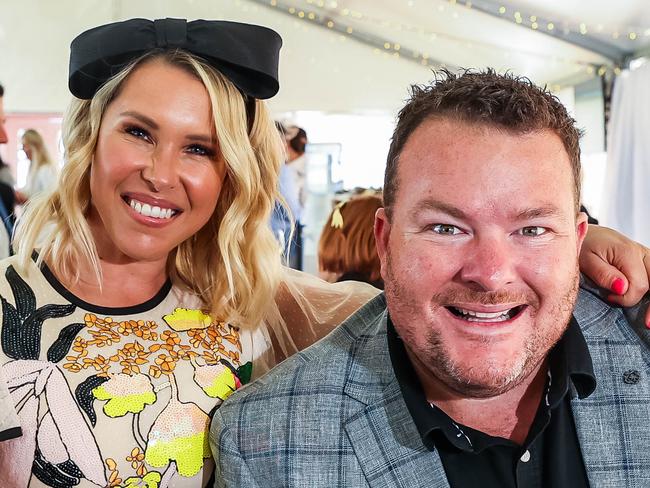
left=119, top=111, right=159, bottom=130
left=514, top=206, right=563, bottom=221
left=411, top=199, right=467, bottom=220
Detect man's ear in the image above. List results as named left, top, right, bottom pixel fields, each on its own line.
left=576, top=211, right=589, bottom=253
left=374, top=208, right=391, bottom=280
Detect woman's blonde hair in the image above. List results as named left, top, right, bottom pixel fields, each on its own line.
left=22, top=129, right=55, bottom=169
left=14, top=50, right=284, bottom=328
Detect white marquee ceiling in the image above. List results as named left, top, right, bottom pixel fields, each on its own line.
left=1, top=0, right=648, bottom=114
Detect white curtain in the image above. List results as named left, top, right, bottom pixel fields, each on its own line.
left=602, top=62, right=650, bottom=247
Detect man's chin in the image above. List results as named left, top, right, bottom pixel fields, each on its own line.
left=437, top=360, right=532, bottom=398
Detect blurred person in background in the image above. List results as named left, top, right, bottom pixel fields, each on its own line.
left=15, top=129, right=58, bottom=204
left=0, top=82, right=17, bottom=442
left=318, top=193, right=383, bottom=289
left=284, top=125, right=308, bottom=270
left=0, top=84, right=15, bottom=254
left=0, top=83, right=7, bottom=146
left=270, top=121, right=301, bottom=265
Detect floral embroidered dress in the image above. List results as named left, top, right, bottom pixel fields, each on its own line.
left=0, top=255, right=274, bottom=488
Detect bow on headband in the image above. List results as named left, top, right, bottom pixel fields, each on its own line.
left=69, top=18, right=282, bottom=100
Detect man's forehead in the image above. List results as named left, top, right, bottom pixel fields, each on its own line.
left=410, top=198, right=569, bottom=223
left=394, top=118, right=576, bottom=214
left=401, top=120, right=566, bottom=168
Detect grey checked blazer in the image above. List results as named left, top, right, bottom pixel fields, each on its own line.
left=211, top=288, right=650, bottom=487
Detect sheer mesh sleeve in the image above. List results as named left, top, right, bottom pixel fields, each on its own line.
left=264, top=268, right=381, bottom=361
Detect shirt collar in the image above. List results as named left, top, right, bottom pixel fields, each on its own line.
left=387, top=314, right=596, bottom=452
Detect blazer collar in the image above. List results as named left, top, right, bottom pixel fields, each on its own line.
left=571, top=287, right=650, bottom=487
left=341, top=298, right=450, bottom=487
left=342, top=301, right=396, bottom=406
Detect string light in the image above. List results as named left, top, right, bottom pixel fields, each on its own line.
left=253, top=0, right=627, bottom=80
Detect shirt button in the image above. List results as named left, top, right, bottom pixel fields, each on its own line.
left=520, top=450, right=531, bottom=463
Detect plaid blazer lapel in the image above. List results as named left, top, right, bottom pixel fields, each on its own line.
left=571, top=289, right=650, bottom=487
left=344, top=380, right=450, bottom=488
left=341, top=307, right=450, bottom=488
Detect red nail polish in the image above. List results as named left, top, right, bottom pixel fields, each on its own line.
left=646, top=320, right=650, bottom=330
left=611, top=278, right=626, bottom=295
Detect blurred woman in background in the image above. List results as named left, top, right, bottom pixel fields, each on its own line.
left=15, top=128, right=58, bottom=204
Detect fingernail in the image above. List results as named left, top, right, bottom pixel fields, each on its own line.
left=611, top=278, right=626, bottom=295
left=646, top=320, right=650, bottom=330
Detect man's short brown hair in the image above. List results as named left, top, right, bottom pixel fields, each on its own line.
left=383, top=69, right=582, bottom=217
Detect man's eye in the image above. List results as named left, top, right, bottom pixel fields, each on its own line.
left=431, top=224, right=462, bottom=235
left=519, top=226, right=547, bottom=237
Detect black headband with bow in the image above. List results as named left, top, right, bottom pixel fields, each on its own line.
left=69, top=18, right=282, bottom=100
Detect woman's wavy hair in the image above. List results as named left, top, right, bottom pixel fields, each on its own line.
left=14, top=50, right=284, bottom=328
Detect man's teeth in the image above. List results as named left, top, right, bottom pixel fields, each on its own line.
left=129, top=199, right=175, bottom=219
left=452, top=307, right=517, bottom=322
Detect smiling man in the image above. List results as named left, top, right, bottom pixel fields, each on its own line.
left=212, top=70, right=650, bottom=487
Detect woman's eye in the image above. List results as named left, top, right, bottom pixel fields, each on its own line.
left=431, top=224, right=462, bottom=235
left=519, top=226, right=547, bottom=237
left=125, top=126, right=150, bottom=141
left=187, top=145, right=216, bottom=158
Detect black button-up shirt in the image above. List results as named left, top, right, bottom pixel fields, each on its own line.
left=388, top=316, right=597, bottom=487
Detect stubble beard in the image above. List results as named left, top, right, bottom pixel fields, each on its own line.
left=384, top=253, right=581, bottom=399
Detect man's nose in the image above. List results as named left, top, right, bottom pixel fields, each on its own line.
left=458, top=235, right=517, bottom=291
left=141, top=145, right=181, bottom=191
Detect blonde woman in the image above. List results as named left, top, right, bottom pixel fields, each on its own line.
left=15, top=129, right=58, bottom=204
left=0, top=16, right=646, bottom=488
left=0, top=18, right=378, bottom=488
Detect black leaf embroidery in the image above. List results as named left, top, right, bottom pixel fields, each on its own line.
left=75, top=375, right=109, bottom=427
left=32, top=446, right=82, bottom=488
left=47, top=323, right=86, bottom=363
left=1, top=266, right=76, bottom=360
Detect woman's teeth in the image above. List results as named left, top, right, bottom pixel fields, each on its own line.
left=129, top=199, right=175, bottom=219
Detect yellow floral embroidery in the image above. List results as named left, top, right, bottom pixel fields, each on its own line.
left=163, top=308, right=212, bottom=331
left=92, top=374, right=156, bottom=417
left=121, top=471, right=161, bottom=488
left=193, top=363, right=239, bottom=400
left=145, top=400, right=211, bottom=477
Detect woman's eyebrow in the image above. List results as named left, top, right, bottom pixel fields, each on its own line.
left=119, top=111, right=159, bottom=130
left=120, top=111, right=215, bottom=143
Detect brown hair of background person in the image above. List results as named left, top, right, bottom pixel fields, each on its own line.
left=383, top=68, right=582, bottom=218
left=318, top=194, right=383, bottom=289
left=287, top=126, right=307, bottom=156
